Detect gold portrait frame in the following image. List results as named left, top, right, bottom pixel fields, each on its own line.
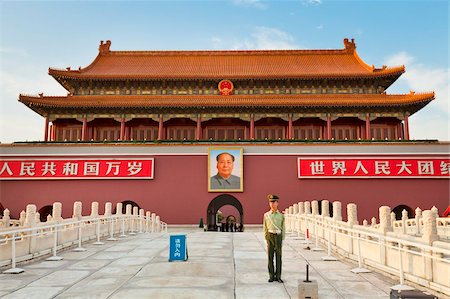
left=208, top=147, right=243, bottom=192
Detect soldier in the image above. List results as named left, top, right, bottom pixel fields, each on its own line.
left=263, top=194, right=285, bottom=283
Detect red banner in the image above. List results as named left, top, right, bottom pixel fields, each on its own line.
left=0, top=158, right=154, bottom=180
left=298, top=157, right=450, bottom=179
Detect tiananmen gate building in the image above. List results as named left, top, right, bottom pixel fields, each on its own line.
left=1, top=39, right=448, bottom=229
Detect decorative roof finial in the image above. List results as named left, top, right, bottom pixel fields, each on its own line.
left=99, top=40, right=112, bottom=55
left=343, top=38, right=356, bottom=52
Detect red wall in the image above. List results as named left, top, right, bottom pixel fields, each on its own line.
left=1, top=155, right=448, bottom=224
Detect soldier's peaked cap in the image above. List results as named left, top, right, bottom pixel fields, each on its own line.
left=267, top=194, right=279, bottom=202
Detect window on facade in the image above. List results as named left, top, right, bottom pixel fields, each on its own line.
left=293, top=125, right=322, bottom=140
left=331, top=126, right=358, bottom=140
left=56, top=126, right=81, bottom=141
left=95, top=127, right=120, bottom=141
left=205, top=126, right=246, bottom=140
left=255, top=126, right=285, bottom=140
left=166, top=127, right=195, bottom=140
left=370, top=124, right=398, bottom=140
left=131, top=126, right=158, bottom=141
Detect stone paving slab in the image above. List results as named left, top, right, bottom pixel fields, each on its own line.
left=0, top=227, right=406, bottom=299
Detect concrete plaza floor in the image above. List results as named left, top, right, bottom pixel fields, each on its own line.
left=0, top=227, right=398, bottom=299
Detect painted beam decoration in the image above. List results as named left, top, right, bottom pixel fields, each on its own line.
left=298, top=157, right=450, bottom=179
left=0, top=158, right=154, bottom=180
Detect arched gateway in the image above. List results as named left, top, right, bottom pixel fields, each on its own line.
left=207, top=194, right=243, bottom=231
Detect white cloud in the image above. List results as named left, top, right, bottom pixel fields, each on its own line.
left=230, top=26, right=299, bottom=50
left=316, top=24, right=324, bottom=30
left=302, top=0, right=322, bottom=6
left=231, top=0, right=268, bottom=9
left=384, top=52, right=450, bottom=141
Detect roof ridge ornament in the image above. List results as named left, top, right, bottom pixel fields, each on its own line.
left=343, top=38, right=356, bottom=52
left=99, top=40, right=111, bottom=55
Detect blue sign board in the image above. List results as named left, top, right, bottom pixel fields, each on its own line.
left=169, top=234, right=188, bottom=262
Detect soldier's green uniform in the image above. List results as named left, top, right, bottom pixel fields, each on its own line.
left=263, top=194, right=285, bottom=283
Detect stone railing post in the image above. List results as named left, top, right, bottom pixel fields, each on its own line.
left=422, top=210, right=438, bottom=245
left=333, top=201, right=342, bottom=221
left=104, top=202, right=112, bottom=216
left=25, top=204, right=37, bottom=227
left=90, top=202, right=99, bottom=217
left=379, top=206, right=392, bottom=233
left=2, top=209, right=11, bottom=227
left=72, top=201, right=82, bottom=220
left=415, top=207, right=422, bottom=235
left=321, top=200, right=330, bottom=217
left=139, top=209, right=145, bottom=233
left=156, top=215, right=161, bottom=232
left=116, top=203, right=123, bottom=215
left=311, top=200, right=319, bottom=215
left=347, top=203, right=358, bottom=227
left=25, top=204, right=37, bottom=254
left=151, top=213, right=156, bottom=232
left=52, top=202, right=63, bottom=222
left=304, top=201, right=311, bottom=215
left=298, top=202, right=304, bottom=215
left=371, top=217, right=377, bottom=227
left=146, top=211, right=151, bottom=232
left=19, top=210, right=26, bottom=226
left=401, top=209, right=408, bottom=234
left=390, top=211, right=396, bottom=229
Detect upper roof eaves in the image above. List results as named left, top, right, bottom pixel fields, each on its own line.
left=48, top=38, right=405, bottom=80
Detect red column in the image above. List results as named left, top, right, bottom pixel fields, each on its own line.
left=158, top=115, right=164, bottom=140
left=120, top=117, right=125, bottom=140
left=326, top=114, right=332, bottom=140
left=81, top=117, right=87, bottom=141
left=196, top=115, right=202, bottom=140
left=365, top=113, right=371, bottom=140
left=287, top=114, right=293, bottom=139
left=250, top=114, right=255, bottom=140
left=397, top=122, right=403, bottom=140
left=403, top=114, right=410, bottom=140
left=44, top=117, right=49, bottom=141
left=52, top=124, right=56, bottom=141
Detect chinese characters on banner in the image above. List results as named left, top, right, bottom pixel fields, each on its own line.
left=298, top=158, right=450, bottom=179
left=0, top=158, right=154, bottom=180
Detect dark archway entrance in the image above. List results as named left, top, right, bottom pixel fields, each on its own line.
left=207, top=194, right=243, bottom=231
left=38, top=205, right=53, bottom=222
left=113, top=200, right=141, bottom=214
left=392, top=204, right=414, bottom=220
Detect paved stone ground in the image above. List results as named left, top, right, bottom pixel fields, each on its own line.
left=0, top=227, right=397, bottom=299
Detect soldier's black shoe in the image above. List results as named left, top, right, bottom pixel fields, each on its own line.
left=268, top=278, right=274, bottom=282
left=276, top=278, right=284, bottom=283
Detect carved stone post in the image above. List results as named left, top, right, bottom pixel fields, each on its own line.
left=52, top=202, right=63, bottom=222
left=104, top=202, right=112, bottom=216
left=379, top=206, right=392, bottom=233
left=73, top=201, right=82, bottom=220
left=311, top=200, right=319, bottom=215
left=321, top=200, right=330, bottom=217
left=415, top=207, right=422, bottom=235
left=422, top=210, right=438, bottom=244
left=304, top=201, right=311, bottom=214
left=90, top=202, right=99, bottom=217
left=333, top=201, right=342, bottom=221
left=2, top=209, right=10, bottom=227
left=116, top=203, right=123, bottom=215
left=401, top=209, right=408, bottom=234
left=347, top=203, right=358, bottom=227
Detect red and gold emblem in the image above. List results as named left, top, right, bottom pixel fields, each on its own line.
left=218, top=80, right=234, bottom=96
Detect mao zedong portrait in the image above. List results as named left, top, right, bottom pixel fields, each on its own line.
left=210, top=152, right=241, bottom=190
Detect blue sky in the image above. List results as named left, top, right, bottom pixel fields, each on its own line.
left=0, top=0, right=448, bottom=142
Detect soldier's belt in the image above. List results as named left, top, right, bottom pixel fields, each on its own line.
left=268, top=229, right=281, bottom=234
